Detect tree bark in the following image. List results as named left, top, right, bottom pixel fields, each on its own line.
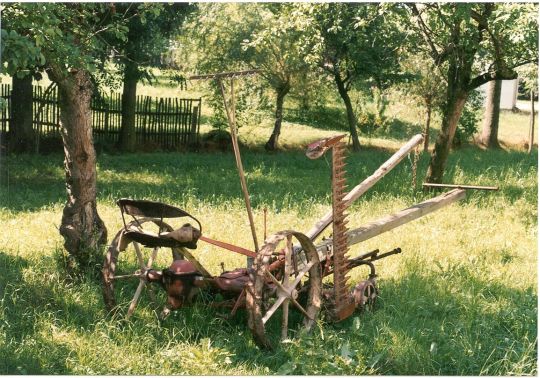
left=52, top=68, right=107, bottom=268
left=423, top=100, right=432, bottom=152
left=528, top=89, right=535, bottom=154
left=479, top=79, right=502, bottom=148
left=10, top=74, right=34, bottom=153
left=334, top=71, right=361, bottom=151
left=119, top=60, right=139, bottom=152
left=265, top=84, right=290, bottom=151
left=425, top=91, right=468, bottom=184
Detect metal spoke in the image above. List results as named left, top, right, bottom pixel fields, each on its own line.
left=289, top=261, right=314, bottom=290
left=265, top=270, right=312, bottom=321
left=126, top=280, right=146, bottom=319
left=262, top=295, right=286, bottom=324
left=281, top=235, right=293, bottom=340
left=147, top=247, right=159, bottom=269
left=110, top=272, right=142, bottom=280
left=133, top=242, right=145, bottom=269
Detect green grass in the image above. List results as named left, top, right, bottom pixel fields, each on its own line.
left=0, top=118, right=537, bottom=374
left=0, top=74, right=538, bottom=374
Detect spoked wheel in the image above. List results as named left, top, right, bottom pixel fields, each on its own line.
left=246, top=230, right=322, bottom=349
left=102, top=217, right=182, bottom=318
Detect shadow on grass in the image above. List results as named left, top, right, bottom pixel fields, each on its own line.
left=1, top=144, right=536, bottom=215
left=0, top=252, right=112, bottom=374
left=0, top=247, right=536, bottom=375
left=258, top=262, right=537, bottom=375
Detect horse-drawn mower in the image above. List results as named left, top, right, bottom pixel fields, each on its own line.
left=101, top=70, right=496, bottom=349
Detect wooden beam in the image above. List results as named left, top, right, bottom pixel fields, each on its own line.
left=305, top=134, right=424, bottom=241
left=423, top=183, right=499, bottom=191
left=315, top=189, right=466, bottom=254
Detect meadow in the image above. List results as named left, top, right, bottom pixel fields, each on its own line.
left=0, top=89, right=537, bottom=374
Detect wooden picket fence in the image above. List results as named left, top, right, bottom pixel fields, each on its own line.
left=0, top=83, right=202, bottom=152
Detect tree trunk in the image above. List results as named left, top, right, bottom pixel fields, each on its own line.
left=10, top=74, right=34, bottom=153
left=528, top=89, right=535, bottom=154
left=334, top=71, right=361, bottom=151
left=423, top=100, right=432, bottom=152
left=425, top=91, right=468, bottom=184
left=119, top=60, right=138, bottom=152
left=265, top=84, right=290, bottom=151
left=479, top=79, right=502, bottom=148
left=53, top=69, right=107, bottom=269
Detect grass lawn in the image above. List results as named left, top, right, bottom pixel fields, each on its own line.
left=0, top=83, right=537, bottom=374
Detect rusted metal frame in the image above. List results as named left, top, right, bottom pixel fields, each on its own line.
left=231, top=289, right=246, bottom=316
left=199, top=235, right=257, bottom=259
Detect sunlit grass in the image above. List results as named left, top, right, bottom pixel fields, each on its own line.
left=1, top=115, right=537, bottom=374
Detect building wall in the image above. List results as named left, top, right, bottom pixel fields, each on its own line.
left=478, top=79, right=518, bottom=110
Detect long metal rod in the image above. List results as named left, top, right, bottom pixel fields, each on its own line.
left=199, top=235, right=257, bottom=259
left=217, top=78, right=259, bottom=265
left=423, top=183, right=499, bottom=191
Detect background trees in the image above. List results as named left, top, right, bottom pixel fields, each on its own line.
left=1, top=3, right=133, bottom=269
left=295, top=3, right=404, bottom=151
left=113, top=3, right=192, bottom=152
left=407, top=3, right=538, bottom=183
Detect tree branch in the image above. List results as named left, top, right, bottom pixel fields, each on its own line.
left=408, top=3, right=444, bottom=64
left=468, top=70, right=517, bottom=90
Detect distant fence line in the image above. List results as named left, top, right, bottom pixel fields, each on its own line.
left=0, top=84, right=202, bottom=152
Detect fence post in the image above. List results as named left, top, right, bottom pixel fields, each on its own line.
left=189, top=105, right=199, bottom=145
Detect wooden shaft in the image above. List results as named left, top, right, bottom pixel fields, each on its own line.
left=305, top=133, right=424, bottom=241
left=423, top=183, right=499, bottom=191
left=218, top=79, right=259, bottom=262
left=315, top=189, right=466, bottom=256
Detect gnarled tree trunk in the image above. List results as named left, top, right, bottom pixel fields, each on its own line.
left=119, top=60, right=138, bottom=152
left=479, top=79, right=502, bottom=148
left=265, top=83, right=290, bottom=151
left=426, top=91, right=468, bottom=184
left=53, top=68, right=107, bottom=268
left=334, top=70, right=361, bottom=151
left=10, top=74, right=34, bottom=153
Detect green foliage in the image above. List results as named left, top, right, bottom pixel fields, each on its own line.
left=454, top=90, right=484, bottom=147
left=1, top=3, right=131, bottom=83
left=296, top=3, right=404, bottom=89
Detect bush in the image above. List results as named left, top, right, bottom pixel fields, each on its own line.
left=454, top=90, right=483, bottom=147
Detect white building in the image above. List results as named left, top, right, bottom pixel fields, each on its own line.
left=478, top=79, right=519, bottom=110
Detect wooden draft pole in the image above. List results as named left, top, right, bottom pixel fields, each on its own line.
left=190, top=70, right=260, bottom=266
left=315, top=188, right=467, bottom=255
left=305, top=133, right=424, bottom=241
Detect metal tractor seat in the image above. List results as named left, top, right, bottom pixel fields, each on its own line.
left=117, top=198, right=202, bottom=250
